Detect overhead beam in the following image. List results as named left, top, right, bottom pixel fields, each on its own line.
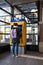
left=4, top=0, right=13, bottom=7
left=4, top=0, right=15, bottom=20
left=0, top=20, right=10, bottom=25
left=0, top=7, right=15, bottom=17
left=14, top=5, right=32, bottom=21
left=21, top=11, right=38, bottom=14
left=12, top=0, right=37, bottom=6
left=4, top=0, right=31, bottom=20
left=14, top=11, right=38, bottom=16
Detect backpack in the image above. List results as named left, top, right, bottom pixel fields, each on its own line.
left=12, top=28, right=17, bottom=38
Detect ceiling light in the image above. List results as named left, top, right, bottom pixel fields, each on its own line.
left=31, top=9, right=38, bottom=12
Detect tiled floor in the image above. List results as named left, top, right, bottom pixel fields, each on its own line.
left=26, top=51, right=43, bottom=57
left=0, top=52, right=43, bottom=65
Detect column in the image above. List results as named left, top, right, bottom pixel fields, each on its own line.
left=39, top=1, right=43, bottom=52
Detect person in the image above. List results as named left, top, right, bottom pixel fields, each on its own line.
left=10, top=23, right=20, bottom=57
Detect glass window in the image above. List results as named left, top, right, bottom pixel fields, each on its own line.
left=0, top=25, right=10, bottom=33
left=0, top=16, right=11, bottom=22
left=26, top=24, right=38, bottom=34
left=3, top=7, right=11, bottom=13
left=26, top=34, right=38, bottom=45
left=4, top=16, right=11, bottom=22
left=26, top=23, right=38, bottom=45
left=0, top=34, right=10, bottom=43
left=0, top=7, right=11, bottom=22
left=0, top=7, right=11, bottom=16
left=26, top=27, right=32, bottom=34
left=0, top=25, right=10, bottom=43
left=0, top=7, right=11, bottom=44
left=5, top=25, right=10, bottom=33
left=0, top=22, right=5, bottom=25
left=5, top=35, right=10, bottom=43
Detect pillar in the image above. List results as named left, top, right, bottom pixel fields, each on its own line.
left=39, top=1, right=43, bottom=52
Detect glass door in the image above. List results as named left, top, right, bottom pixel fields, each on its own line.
left=26, top=23, right=39, bottom=51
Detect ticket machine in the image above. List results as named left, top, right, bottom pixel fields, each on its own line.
left=10, top=18, right=26, bottom=54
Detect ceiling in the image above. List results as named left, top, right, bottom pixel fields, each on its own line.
left=0, top=0, right=10, bottom=7
left=0, top=0, right=43, bottom=6
left=0, top=0, right=39, bottom=23
left=14, top=2, right=38, bottom=22
left=6, top=0, right=37, bottom=5
left=0, top=0, right=37, bottom=6
left=0, top=0, right=5, bottom=4
left=7, top=0, right=43, bottom=5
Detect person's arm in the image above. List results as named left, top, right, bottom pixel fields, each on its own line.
left=10, top=30, right=14, bottom=38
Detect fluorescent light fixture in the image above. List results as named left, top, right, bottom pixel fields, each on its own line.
left=31, top=9, right=38, bottom=12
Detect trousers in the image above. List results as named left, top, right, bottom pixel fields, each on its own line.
left=12, top=38, right=19, bottom=55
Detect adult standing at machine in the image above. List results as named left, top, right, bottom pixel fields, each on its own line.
left=10, top=23, right=20, bottom=57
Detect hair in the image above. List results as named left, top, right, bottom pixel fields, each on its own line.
left=13, top=23, right=18, bottom=26
left=11, top=25, right=13, bottom=29
left=11, top=23, right=18, bottom=29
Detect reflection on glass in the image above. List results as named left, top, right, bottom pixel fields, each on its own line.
left=0, top=35, right=10, bottom=43
left=5, top=35, right=10, bottom=43
left=5, top=25, right=10, bottom=33
left=26, top=24, right=38, bottom=34
left=0, top=25, right=10, bottom=43
left=26, top=23, right=38, bottom=45
left=4, top=16, right=11, bottom=22
left=0, top=16, right=11, bottom=22
left=0, top=25, right=10, bottom=33
left=26, top=27, right=32, bottom=34
left=0, top=7, right=11, bottom=16
left=0, top=26, right=5, bottom=33
left=0, top=22, right=5, bottom=25
left=26, top=34, right=38, bottom=45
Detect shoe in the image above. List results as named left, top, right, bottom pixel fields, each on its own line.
left=12, top=54, right=14, bottom=57
left=16, top=55, right=18, bottom=57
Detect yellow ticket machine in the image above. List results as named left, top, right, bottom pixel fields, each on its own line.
left=10, top=19, right=26, bottom=54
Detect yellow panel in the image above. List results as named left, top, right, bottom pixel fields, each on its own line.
left=10, top=21, right=26, bottom=46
